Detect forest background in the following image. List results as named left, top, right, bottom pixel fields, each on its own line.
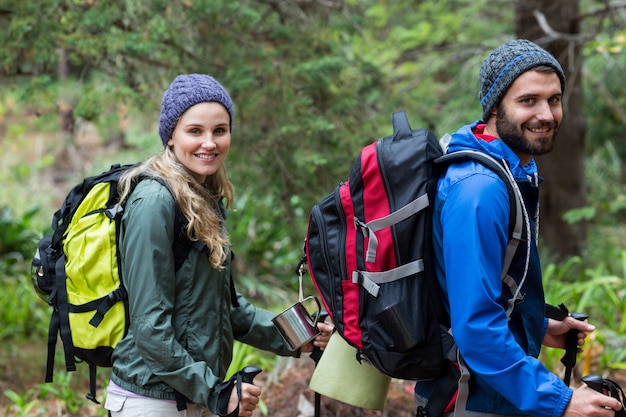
left=0, top=0, right=625, bottom=416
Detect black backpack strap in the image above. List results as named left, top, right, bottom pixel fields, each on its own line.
left=84, top=287, right=128, bottom=327
left=44, top=252, right=80, bottom=389
left=229, top=251, right=239, bottom=308
left=45, top=310, right=60, bottom=383
left=54, top=253, right=76, bottom=373
left=86, top=364, right=100, bottom=404
left=419, top=360, right=461, bottom=417
left=171, top=204, right=197, bottom=272
left=174, top=391, right=188, bottom=411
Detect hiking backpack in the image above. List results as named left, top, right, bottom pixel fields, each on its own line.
left=304, top=110, right=526, bottom=386
left=30, top=163, right=204, bottom=403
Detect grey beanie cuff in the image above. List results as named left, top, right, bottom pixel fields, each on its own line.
left=158, top=74, right=235, bottom=146
left=479, top=39, right=566, bottom=121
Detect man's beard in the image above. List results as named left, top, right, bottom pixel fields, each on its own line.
left=495, top=103, right=559, bottom=156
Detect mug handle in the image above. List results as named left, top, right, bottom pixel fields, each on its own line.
left=302, top=295, right=322, bottom=326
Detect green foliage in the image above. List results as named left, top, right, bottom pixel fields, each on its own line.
left=74, top=91, right=101, bottom=122
left=0, top=273, right=48, bottom=341
left=544, top=254, right=626, bottom=332
left=3, top=369, right=109, bottom=417
left=0, top=206, right=39, bottom=265
left=0, top=207, right=49, bottom=340
left=225, top=342, right=276, bottom=381
left=227, top=190, right=312, bottom=306
left=543, top=251, right=626, bottom=372
left=37, top=372, right=97, bottom=415
left=563, top=141, right=626, bottom=271
left=582, top=141, right=626, bottom=223
left=353, top=0, right=514, bottom=133
left=3, top=388, right=38, bottom=417
left=37, top=373, right=81, bottom=414
left=583, top=31, right=626, bottom=160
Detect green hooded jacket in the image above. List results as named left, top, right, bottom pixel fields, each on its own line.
left=110, top=179, right=297, bottom=411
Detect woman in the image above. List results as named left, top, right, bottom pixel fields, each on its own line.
left=104, top=74, right=333, bottom=417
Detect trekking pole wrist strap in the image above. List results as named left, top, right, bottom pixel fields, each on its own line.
left=215, top=372, right=243, bottom=417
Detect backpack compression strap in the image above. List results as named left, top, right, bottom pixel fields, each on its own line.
left=354, top=193, right=430, bottom=264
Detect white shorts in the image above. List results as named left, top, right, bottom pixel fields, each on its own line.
left=104, top=392, right=217, bottom=417
left=443, top=413, right=534, bottom=417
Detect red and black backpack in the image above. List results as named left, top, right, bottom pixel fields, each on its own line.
left=304, top=111, right=524, bottom=385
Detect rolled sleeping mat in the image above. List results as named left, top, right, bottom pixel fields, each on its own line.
left=309, top=332, right=392, bottom=410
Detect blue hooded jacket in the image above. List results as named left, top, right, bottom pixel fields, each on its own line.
left=415, top=121, right=572, bottom=417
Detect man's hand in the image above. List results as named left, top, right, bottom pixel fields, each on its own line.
left=543, top=316, right=595, bottom=351
left=300, top=321, right=334, bottom=353
left=563, top=385, right=623, bottom=417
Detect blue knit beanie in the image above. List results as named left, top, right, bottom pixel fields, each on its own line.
left=479, top=39, right=565, bottom=121
left=159, top=74, right=235, bottom=146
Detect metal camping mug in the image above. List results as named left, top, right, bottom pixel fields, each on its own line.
left=272, top=295, right=322, bottom=351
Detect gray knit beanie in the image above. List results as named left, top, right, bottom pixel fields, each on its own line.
left=479, top=39, right=565, bottom=121
left=159, top=74, right=234, bottom=146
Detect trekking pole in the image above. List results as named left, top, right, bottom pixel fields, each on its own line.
left=545, top=304, right=588, bottom=386
left=562, top=311, right=589, bottom=386
left=297, top=251, right=328, bottom=417
left=310, top=310, right=328, bottom=417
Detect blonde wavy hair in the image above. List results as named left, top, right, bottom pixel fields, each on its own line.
left=117, top=146, right=234, bottom=269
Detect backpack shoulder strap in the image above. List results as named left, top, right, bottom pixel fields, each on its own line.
left=170, top=204, right=199, bottom=272
left=434, top=150, right=524, bottom=295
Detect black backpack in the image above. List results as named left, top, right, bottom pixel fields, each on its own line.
left=31, top=163, right=205, bottom=404
left=304, top=111, right=526, bottom=413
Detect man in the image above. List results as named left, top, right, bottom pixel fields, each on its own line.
left=414, top=39, right=623, bottom=417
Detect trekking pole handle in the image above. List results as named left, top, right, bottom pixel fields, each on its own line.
left=241, top=366, right=262, bottom=384
left=562, top=312, right=589, bottom=385
left=563, top=312, right=589, bottom=365
left=582, top=374, right=604, bottom=393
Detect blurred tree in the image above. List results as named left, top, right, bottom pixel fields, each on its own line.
left=515, top=0, right=626, bottom=259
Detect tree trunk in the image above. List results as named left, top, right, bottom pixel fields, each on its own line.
left=515, top=0, right=587, bottom=259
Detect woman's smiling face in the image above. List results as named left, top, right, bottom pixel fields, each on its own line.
left=167, top=101, right=231, bottom=182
